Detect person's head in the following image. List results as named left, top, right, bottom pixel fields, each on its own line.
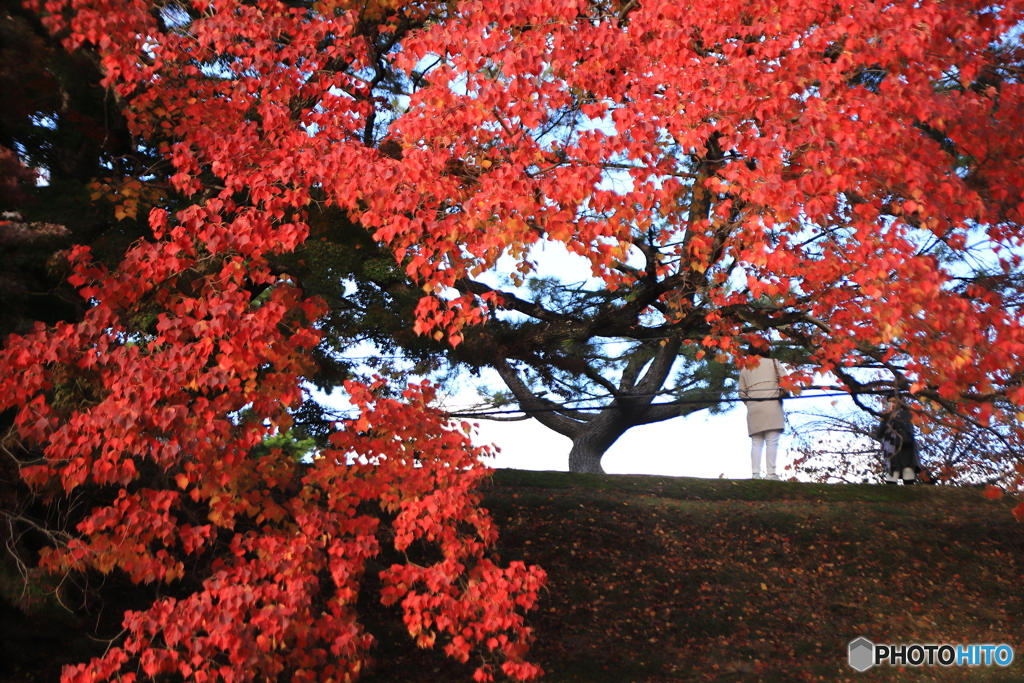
left=886, top=394, right=903, bottom=413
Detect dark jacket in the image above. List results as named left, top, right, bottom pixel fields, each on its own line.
left=873, top=408, right=920, bottom=472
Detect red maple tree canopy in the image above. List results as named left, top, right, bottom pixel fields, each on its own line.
left=2, top=0, right=1024, bottom=680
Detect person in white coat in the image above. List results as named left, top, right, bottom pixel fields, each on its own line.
left=738, top=349, right=786, bottom=480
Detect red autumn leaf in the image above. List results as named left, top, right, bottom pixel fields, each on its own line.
left=1013, top=502, right=1024, bottom=524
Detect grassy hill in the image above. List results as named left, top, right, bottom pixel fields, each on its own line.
left=3, top=470, right=1021, bottom=682
left=366, top=470, right=1024, bottom=683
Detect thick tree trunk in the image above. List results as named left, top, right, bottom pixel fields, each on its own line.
left=566, top=412, right=635, bottom=474
left=567, top=436, right=608, bottom=474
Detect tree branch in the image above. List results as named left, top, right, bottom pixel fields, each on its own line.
left=493, top=359, right=585, bottom=438
left=632, top=337, right=683, bottom=397
left=455, top=278, right=578, bottom=324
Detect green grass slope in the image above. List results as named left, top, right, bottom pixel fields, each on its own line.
left=367, top=470, right=1024, bottom=683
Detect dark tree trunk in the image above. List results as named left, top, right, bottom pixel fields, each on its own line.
left=567, top=440, right=604, bottom=474
left=565, top=413, right=626, bottom=473
left=566, top=412, right=634, bottom=473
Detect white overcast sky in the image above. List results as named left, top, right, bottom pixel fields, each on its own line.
left=445, top=389, right=856, bottom=479
left=470, top=403, right=771, bottom=478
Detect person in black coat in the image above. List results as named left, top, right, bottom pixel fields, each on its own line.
left=873, top=395, right=920, bottom=484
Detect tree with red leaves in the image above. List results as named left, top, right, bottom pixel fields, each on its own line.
left=1, top=0, right=549, bottom=680
left=3, top=0, right=1024, bottom=681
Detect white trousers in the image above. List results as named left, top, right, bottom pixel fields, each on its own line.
left=751, top=430, right=781, bottom=477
